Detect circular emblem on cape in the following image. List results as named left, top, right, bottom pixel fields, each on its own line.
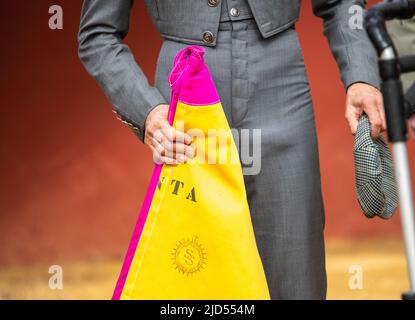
left=172, top=236, right=206, bottom=275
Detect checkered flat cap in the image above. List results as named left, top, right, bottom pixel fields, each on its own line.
left=354, top=114, right=398, bottom=219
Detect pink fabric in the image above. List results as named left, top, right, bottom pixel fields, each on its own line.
left=112, top=46, right=217, bottom=299
left=168, top=46, right=219, bottom=105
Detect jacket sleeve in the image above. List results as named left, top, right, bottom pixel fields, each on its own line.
left=78, top=0, right=167, bottom=141
left=312, top=0, right=381, bottom=90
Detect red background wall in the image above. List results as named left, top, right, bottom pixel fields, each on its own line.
left=0, top=0, right=414, bottom=266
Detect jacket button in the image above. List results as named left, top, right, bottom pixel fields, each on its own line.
left=202, top=31, right=214, bottom=44
left=230, top=7, right=240, bottom=17
left=207, top=0, right=220, bottom=7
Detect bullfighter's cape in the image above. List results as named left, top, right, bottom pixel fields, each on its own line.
left=112, top=46, right=270, bottom=300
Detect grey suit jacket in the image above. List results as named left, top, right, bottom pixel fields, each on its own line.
left=78, top=0, right=380, bottom=141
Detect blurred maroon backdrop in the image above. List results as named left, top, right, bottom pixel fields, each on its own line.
left=0, top=0, right=414, bottom=266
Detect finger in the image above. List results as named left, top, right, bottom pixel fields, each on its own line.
left=161, top=125, right=192, bottom=145
left=149, top=145, right=179, bottom=165
left=345, top=105, right=360, bottom=135
left=149, top=121, right=193, bottom=162
left=160, top=125, right=177, bottom=142
left=151, top=138, right=166, bottom=156
left=154, top=136, right=186, bottom=160
left=163, top=141, right=192, bottom=157
left=162, top=156, right=181, bottom=165
left=174, top=129, right=192, bottom=145
left=149, top=144, right=165, bottom=165
left=152, top=126, right=166, bottom=144
left=185, top=145, right=195, bottom=158
left=150, top=137, right=175, bottom=160
left=151, top=138, right=189, bottom=163
left=363, top=97, right=382, bottom=138
left=152, top=125, right=176, bottom=157
left=376, top=95, right=387, bottom=132
left=160, top=137, right=194, bottom=158
left=164, top=145, right=190, bottom=163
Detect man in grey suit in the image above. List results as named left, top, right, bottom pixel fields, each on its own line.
left=78, top=0, right=386, bottom=299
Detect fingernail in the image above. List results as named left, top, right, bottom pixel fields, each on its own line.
left=185, top=135, right=192, bottom=144
left=185, top=147, right=195, bottom=158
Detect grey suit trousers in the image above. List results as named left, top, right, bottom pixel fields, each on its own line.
left=155, top=20, right=326, bottom=300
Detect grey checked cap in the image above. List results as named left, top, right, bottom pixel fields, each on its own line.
left=354, top=114, right=398, bottom=219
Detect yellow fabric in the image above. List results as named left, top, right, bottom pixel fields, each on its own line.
left=121, top=101, right=270, bottom=299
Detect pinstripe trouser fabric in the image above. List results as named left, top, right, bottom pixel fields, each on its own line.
left=154, top=19, right=327, bottom=300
